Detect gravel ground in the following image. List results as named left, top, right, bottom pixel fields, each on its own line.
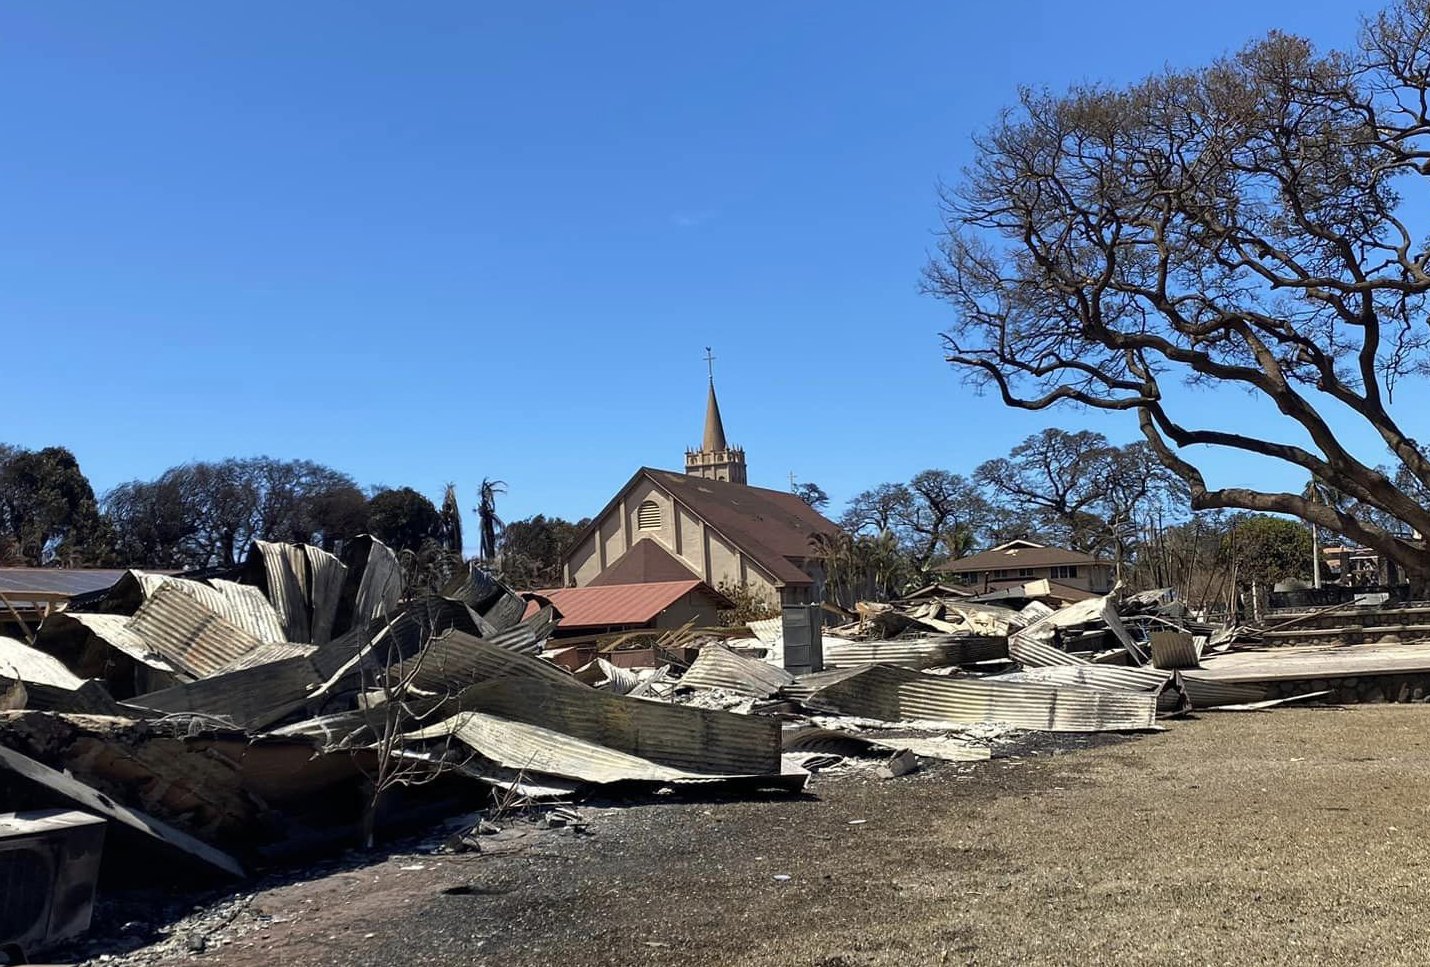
left=68, top=706, right=1430, bottom=966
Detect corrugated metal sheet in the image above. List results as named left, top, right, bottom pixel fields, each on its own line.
left=825, top=636, right=1008, bottom=670
left=0, top=567, right=132, bottom=597
left=201, top=579, right=287, bottom=644
left=459, top=675, right=783, bottom=776
left=536, top=581, right=713, bottom=629
left=1191, top=641, right=1430, bottom=682
left=214, top=641, right=318, bottom=673
left=573, top=657, right=641, bottom=694
left=0, top=634, right=84, bottom=688
left=680, top=644, right=794, bottom=698
left=390, top=628, right=577, bottom=695
left=65, top=613, right=182, bottom=676
left=304, top=545, right=347, bottom=646
left=255, top=541, right=311, bottom=643
left=1008, top=633, right=1093, bottom=668
left=352, top=538, right=401, bottom=625
left=802, top=663, right=1158, bottom=732
left=1179, top=674, right=1272, bottom=708
left=993, top=665, right=1172, bottom=693
left=408, top=711, right=708, bottom=784
left=127, top=654, right=321, bottom=731
left=126, top=582, right=266, bottom=678
left=1149, top=632, right=1200, bottom=670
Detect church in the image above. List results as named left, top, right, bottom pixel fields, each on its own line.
left=559, top=370, right=839, bottom=608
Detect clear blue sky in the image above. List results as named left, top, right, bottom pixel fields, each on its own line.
left=1, top=1, right=1392, bottom=539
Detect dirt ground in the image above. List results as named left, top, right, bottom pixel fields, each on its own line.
left=83, top=706, right=1430, bottom=967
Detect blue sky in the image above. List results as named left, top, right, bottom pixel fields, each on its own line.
left=1, top=1, right=1392, bottom=538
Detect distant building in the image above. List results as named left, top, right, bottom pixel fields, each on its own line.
left=936, top=539, right=1113, bottom=597
left=560, top=371, right=839, bottom=607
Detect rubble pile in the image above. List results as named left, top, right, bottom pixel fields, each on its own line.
left=8, top=554, right=1430, bottom=960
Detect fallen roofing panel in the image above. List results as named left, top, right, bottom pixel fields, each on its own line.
left=127, top=655, right=321, bottom=731
left=304, top=545, right=348, bottom=646
left=252, top=541, right=312, bottom=644
left=825, top=636, right=1007, bottom=670
left=126, top=582, right=266, bottom=678
left=680, top=643, right=794, bottom=698
left=408, top=711, right=714, bottom=784
left=344, top=537, right=402, bottom=628
left=389, top=628, right=577, bottom=695
left=203, top=579, right=288, bottom=645
left=0, top=636, right=121, bottom=714
left=1190, top=641, right=1430, bottom=682
left=0, top=743, right=244, bottom=878
left=457, top=675, right=783, bottom=776
left=573, top=657, right=642, bottom=694
left=1149, top=632, right=1200, bottom=670
left=800, top=663, right=1158, bottom=732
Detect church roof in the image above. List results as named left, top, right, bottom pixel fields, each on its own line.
left=562, top=468, right=841, bottom=589
left=588, top=538, right=702, bottom=587
left=643, top=469, right=839, bottom=586
left=702, top=380, right=729, bottom=452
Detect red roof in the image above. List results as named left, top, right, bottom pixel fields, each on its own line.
left=533, top=580, right=732, bottom=629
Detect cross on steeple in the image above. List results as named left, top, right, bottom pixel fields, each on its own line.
left=704, top=346, right=716, bottom=381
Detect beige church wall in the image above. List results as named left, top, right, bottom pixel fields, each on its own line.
left=566, top=533, right=601, bottom=587
left=599, top=509, right=625, bottom=572
left=625, top=481, right=677, bottom=554
left=653, top=592, right=725, bottom=629
left=675, top=504, right=706, bottom=579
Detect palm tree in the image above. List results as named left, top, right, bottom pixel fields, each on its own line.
left=476, top=478, right=506, bottom=563
left=439, top=483, right=463, bottom=554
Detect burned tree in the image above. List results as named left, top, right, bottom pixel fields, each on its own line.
left=927, top=1, right=1430, bottom=584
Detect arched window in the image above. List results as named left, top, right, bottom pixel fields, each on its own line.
left=637, top=499, right=661, bottom=531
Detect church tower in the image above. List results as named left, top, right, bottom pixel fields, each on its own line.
left=685, top=350, right=747, bottom=484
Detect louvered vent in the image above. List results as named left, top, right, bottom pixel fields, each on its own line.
left=636, top=500, right=661, bottom=531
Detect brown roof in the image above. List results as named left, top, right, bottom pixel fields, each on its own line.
left=589, top=539, right=701, bottom=587
left=534, top=580, right=731, bottom=629
left=641, top=469, right=839, bottom=586
left=937, top=540, right=1102, bottom=574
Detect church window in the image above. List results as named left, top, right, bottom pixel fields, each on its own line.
left=637, top=500, right=661, bottom=531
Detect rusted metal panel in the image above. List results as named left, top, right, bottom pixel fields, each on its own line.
left=390, top=629, right=576, bottom=695
left=802, top=663, right=1157, bottom=732
left=680, top=643, right=794, bottom=698
left=205, top=580, right=287, bottom=645
left=125, top=583, right=265, bottom=678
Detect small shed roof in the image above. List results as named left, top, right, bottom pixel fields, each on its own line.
left=534, top=580, right=732, bottom=630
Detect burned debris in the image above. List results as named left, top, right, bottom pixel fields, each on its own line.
left=3, top=544, right=1430, bottom=962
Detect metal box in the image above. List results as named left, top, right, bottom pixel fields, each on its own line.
left=0, top=809, right=106, bottom=961
left=781, top=604, right=823, bottom=675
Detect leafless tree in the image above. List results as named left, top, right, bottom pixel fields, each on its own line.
left=927, top=1, right=1430, bottom=585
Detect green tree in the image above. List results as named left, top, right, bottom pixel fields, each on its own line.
left=367, top=487, right=441, bottom=553
left=498, top=515, right=588, bottom=589
left=0, top=446, right=105, bottom=565
left=926, top=0, right=1430, bottom=586
left=1222, top=515, right=1314, bottom=587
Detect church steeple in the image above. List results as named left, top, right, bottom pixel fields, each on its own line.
left=686, top=349, right=747, bottom=484
left=702, top=379, right=728, bottom=452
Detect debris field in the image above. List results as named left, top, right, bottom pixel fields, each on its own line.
left=5, top=538, right=1430, bottom=962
